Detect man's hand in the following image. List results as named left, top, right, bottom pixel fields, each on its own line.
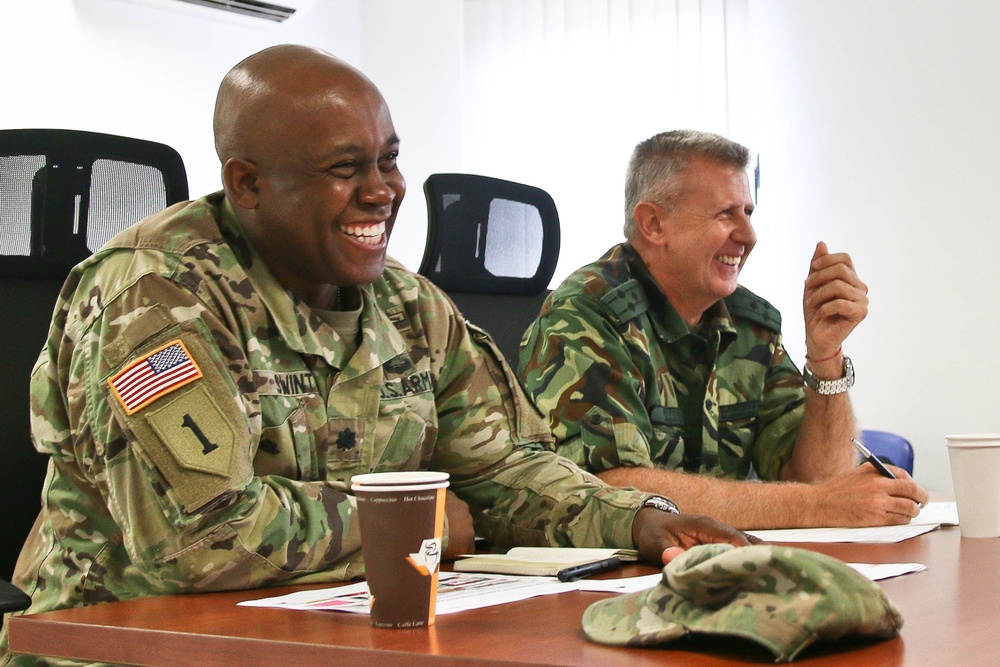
left=803, top=463, right=929, bottom=527
left=443, top=490, right=476, bottom=561
left=803, top=241, right=868, bottom=361
left=631, top=509, right=754, bottom=565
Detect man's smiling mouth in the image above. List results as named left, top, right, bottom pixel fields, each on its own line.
left=343, top=221, right=386, bottom=246
left=716, top=254, right=741, bottom=266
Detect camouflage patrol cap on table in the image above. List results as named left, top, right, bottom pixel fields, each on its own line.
left=582, top=543, right=903, bottom=662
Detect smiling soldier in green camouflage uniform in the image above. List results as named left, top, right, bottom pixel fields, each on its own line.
left=0, top=48, right=753, bottom=666
left=521, top=242, right=801, bottom=481
left=519, top=130, right=927, bottom=532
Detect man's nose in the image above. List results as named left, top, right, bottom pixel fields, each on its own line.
left=359, top=167, right=395, bottom=206
left=735, top=211, right=756, bottom=246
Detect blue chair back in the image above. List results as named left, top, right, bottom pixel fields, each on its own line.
left=861, top=429, right=914, bottom=475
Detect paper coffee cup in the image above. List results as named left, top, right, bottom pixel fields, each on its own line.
left=945, top=435, right=1000, bottom=538
left=352, top=471, right=449, bottom=627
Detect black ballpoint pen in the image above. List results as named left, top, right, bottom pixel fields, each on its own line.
left=556, top=556, right=621, bottom=582
left=851, top=438, right=896, bottom=479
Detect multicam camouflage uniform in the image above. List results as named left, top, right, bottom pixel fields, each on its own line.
left=519, top=243, right=805, bottom=484
left=582, top=543, right=903, bottom=661
left=1, top=194, right=646, bottom=665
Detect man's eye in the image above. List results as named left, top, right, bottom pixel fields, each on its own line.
left=329, top=162, right=358, bottom=178
left=378, top=152, right=399, bottom=172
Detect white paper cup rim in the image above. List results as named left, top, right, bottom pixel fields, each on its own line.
left=353, top=481, right=450, bottom=493
left=350, top=471, right=450, bottom=487
left=945, top=434, right=1000, bottom=447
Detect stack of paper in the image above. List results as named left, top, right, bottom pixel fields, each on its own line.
left=746, top=501, right=959, bottom=544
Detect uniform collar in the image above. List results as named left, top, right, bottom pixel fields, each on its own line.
left=621, top=243, right=738, bottom=347
left=219, top=197, right=406, bottom=374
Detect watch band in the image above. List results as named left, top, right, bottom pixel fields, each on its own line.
left=803, top=355, right=855, bottom=395
left=641, top=496, right=681, bottom=515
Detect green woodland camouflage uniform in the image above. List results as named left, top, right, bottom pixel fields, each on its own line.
left=519, top=243, right=805, bottom=484
left=0, top=194, right=647, bottom=665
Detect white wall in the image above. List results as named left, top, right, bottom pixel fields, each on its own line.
left=359, top=0, right=464, bottom=273
left=746, top=0, right=1000, bottom=491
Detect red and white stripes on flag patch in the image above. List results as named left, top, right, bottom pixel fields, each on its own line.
left=108, top=340, right=203, bottom=415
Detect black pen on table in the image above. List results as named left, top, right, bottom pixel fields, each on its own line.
left=556, top=556, right=621, bottom=582
left=851, top=438, right=896, bottom=479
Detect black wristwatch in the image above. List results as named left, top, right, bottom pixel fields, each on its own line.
left=641, top=496, right=680, bottom=515
left=803, top=356, right=855, bottom=395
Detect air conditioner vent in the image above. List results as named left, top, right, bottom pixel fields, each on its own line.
left=174, top=0, right=296, bottom=22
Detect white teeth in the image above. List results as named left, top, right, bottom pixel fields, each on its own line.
left=716, top=255, right=741, bottom=266
left=343, top=222, right=386, bottom=245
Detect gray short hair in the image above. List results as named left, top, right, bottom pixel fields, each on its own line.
left=623, top=130, right=750, bottom=239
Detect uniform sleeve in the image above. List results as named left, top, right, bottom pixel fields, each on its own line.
left=65, top=272, right=363, bottom=594
left=517, top=293, right=659, bottom=474
left=747, top=333, right=805, bottom=481
left=421, top=295, right=645, bottom=551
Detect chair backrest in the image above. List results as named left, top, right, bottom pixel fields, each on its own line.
left=861, top=429, right=915, bottom=475
left=418, top=173, right=560, bottom=366
left=0, top=128, right=188, bottom=581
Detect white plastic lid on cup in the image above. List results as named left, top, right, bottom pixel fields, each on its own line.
left=351, top=471, right=450, bottom=491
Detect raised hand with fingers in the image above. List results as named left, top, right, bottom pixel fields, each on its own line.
left=803, top=241, right=869, bottom=365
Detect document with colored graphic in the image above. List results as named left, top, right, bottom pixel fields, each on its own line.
left=239, top=571, right=576, bottom=615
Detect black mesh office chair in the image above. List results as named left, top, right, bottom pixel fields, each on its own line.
left=418, top=173, right=560, bottom=367
left=0, top=129, right=188, bottom=610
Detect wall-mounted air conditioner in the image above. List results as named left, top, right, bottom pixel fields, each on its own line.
left=118, top=0, right=316, bottom=25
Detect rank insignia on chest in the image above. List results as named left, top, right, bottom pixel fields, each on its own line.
left=336, top=427, right=358, bottom=451
left=108, top=340, right=203, bottom=415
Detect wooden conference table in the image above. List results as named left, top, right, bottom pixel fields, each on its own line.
left=8, top=524, right=998, bottom=666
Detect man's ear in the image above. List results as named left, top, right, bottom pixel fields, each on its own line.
left=222, top=158, right=260, bottom=211
left=633, top=201, right=669, bottom=246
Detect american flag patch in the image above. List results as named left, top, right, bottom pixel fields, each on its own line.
left=108, top=340, right=203, bottom=415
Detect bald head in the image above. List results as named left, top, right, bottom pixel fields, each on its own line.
left=210, top=44, right=405, bottom=305
left=213, top=44, right=382, bottom=167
